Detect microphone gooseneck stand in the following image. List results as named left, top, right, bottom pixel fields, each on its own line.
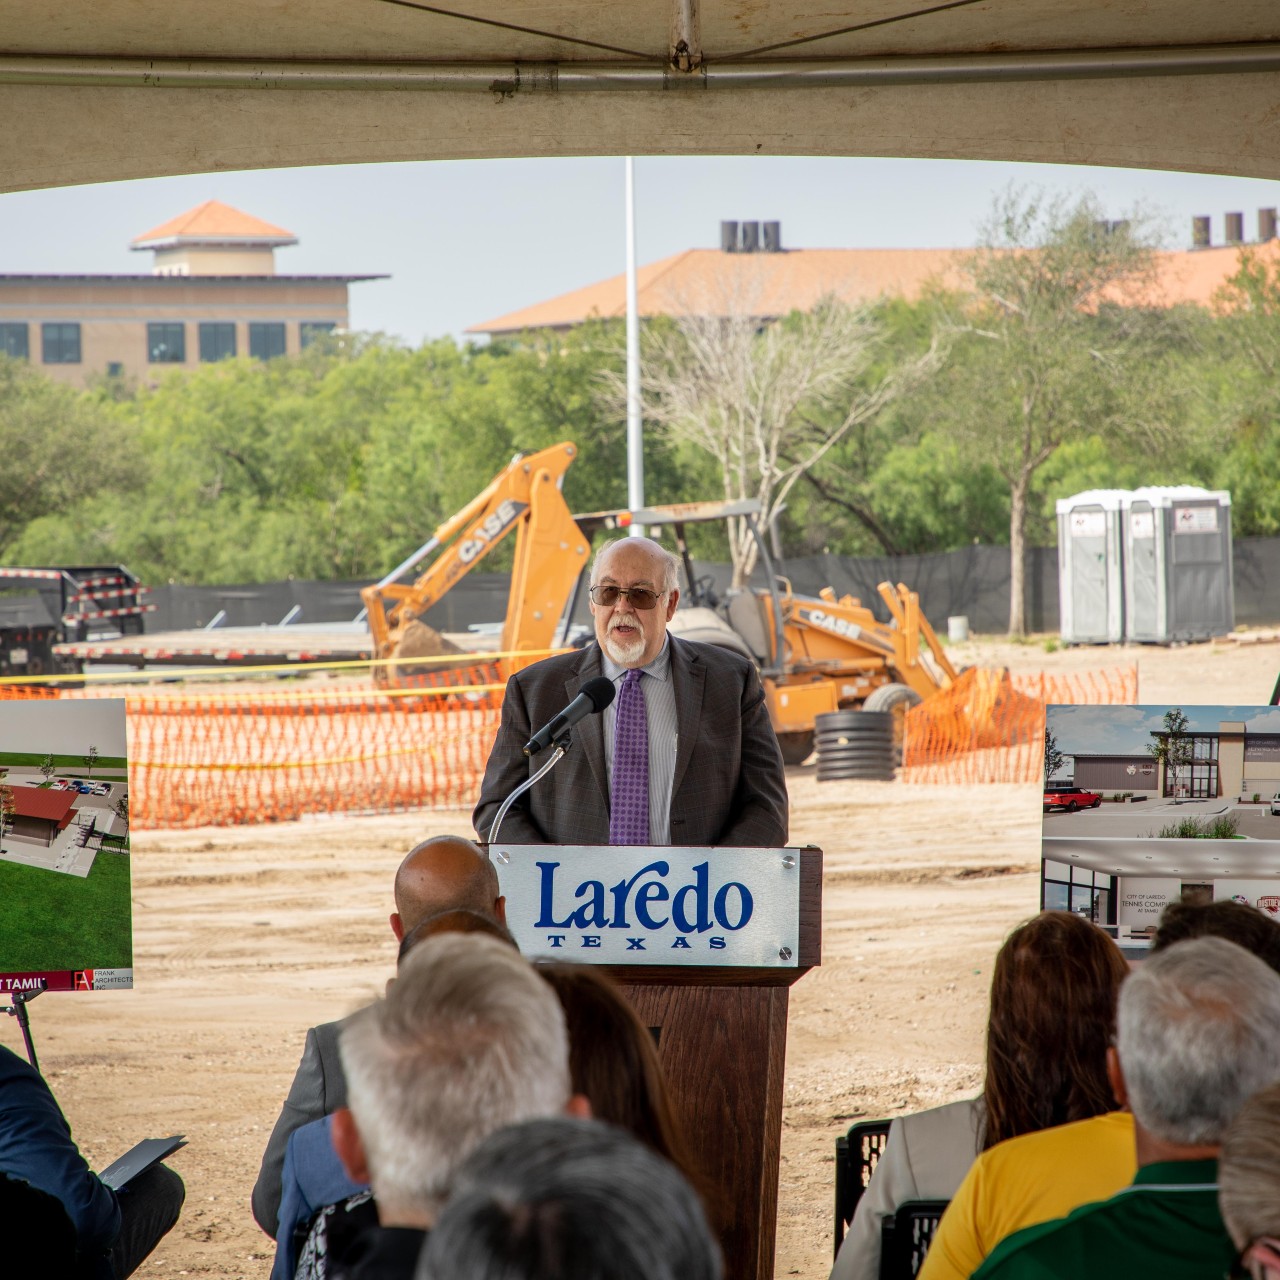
left=487, top=740, right=570, bottom=847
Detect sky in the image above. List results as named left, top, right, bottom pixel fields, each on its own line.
left=4, top=156, right=1280, bottom=346
left=1047, top=705, right=1280, bottom=758
left=0, top=700, right=128, bottom=759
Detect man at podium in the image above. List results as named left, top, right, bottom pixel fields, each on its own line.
left=474, top=536, right=788, bottom=848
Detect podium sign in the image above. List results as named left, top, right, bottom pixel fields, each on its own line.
left=491, top=844, right=802, bottom=965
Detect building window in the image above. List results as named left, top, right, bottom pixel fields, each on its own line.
left=1042, top=860, right=1115, bottom=925
left=300, top=322, right=337, bottom=349
left=106, top=363, right=124, bottom=378
left=41, top=323, right=81, bottom=364
left=198, top=323, right=237, bottom=363
left=147, top=322, right=186, bottom=364
left=0, top=323, right=28, bottom=360
left=249, top=322, right=287, bottom=360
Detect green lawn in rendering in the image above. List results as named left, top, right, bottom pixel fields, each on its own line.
left=0, top=851, right=132, bottom=972
left=0, top=751, right=127, bottom=772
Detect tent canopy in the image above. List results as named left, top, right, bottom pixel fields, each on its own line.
left=3, top=1, right=1280, bottom=192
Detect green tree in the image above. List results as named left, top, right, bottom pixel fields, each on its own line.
left=0, top=356, right=141, bottom=555
left=84, top=745, right=99, bottom=779
left=617, top=297, right=941, bottom=586
left=1044, top=727, right=1066, bottom=784
left=942, top=191, right=1175, bottom=635
left=39, top=753, right=55, bottom=786
left=1147, top=708, right=1193, bottom=800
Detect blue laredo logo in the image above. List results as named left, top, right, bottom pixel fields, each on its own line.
left=534, top=859, right=754, bottom=951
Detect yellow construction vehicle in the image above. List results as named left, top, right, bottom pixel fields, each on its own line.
left=575, top=499, right=957, bottom=763
left=360, top=442, right=590, bottom=686
left=363, top=443, right=956, bottom=762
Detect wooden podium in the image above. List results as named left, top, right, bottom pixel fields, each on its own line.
left=494, top=843, right=822, bottom=1280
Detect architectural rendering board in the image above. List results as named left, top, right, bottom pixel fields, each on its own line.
left=1043, top=703, right=1280, bottom=948
left=0, top=699, right=132, bottom=993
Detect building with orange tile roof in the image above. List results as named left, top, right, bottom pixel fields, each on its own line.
left=468, top=217, right=1280, bottom=338
left=0, top=201, right=387, bottom=388
left=131, top=199, right=298, bottom=277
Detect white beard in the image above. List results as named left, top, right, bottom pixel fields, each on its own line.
left=602, top=621, right=646, bottom=666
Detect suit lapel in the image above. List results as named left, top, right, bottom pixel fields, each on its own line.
left=567, top=646, right=610, bottom=809
left=670, top=636, right=704, bottom=799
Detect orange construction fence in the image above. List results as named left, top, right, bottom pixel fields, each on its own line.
left=901, top=665, right=1139, bottom=785
left=0, top=663, right=506, bottom=830
left=0, top=658, right=1139, bottom=826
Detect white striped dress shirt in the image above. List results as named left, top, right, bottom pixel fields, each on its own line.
left=601, top=634, right=677, bottom=844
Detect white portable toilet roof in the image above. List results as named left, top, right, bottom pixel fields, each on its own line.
left=1125, top=486, right=1231, bottom=508
left=1055, top=489, right=1130, bottom=515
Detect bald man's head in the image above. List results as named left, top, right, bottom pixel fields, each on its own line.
left=390, top=835, right=504, bottom=942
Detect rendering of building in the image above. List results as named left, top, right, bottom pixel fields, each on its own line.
left=6, top=786, right=78, bottom=847
left=1072, top=721, right=1280, bottom=801
left=0, top=201, right=387, bottom=388
left=468, top=213, right=1280, bottom=338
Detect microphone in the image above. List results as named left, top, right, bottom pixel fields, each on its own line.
left=524, top=676, right=616, bottom=756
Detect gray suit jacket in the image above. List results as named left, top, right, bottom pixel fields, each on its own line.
left=472, top=636, right=788, bottom=847
left=251, top=1014, right=354, bottom=1237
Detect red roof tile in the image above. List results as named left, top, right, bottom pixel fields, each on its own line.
left=469, top=241, right=1280, bottom=335
left=132, top=201, right=297, bottom=247
left=8, top=785, right=77, bottom=824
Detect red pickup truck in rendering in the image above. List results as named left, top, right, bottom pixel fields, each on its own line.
left=1043, top=785, right=1103, bottom=813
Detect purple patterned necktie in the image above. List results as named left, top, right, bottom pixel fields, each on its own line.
left=609, top=669, right=650, bottom=845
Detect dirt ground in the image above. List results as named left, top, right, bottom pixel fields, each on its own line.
left=10, top=634, right=1280, bottom=1279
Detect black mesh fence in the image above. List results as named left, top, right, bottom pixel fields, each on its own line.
left=141, top=536, right=1280, bottom=639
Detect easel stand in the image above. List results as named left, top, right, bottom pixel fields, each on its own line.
left=4, top=979, right=47, bottom=1072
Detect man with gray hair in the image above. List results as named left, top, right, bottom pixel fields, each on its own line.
left=329, top=932, right=586, bottom=1279
left=473, top=535, right=788, bottom=847
left=417, top=1116, right=722, bottom=1280
left=974, top=936, right=1280, bottom=1280
left=252, top=834, right=506, bottom=1235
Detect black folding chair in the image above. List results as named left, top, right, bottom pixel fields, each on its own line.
left=834, top=1118, right=893, bottom=1258
left=879, top=1199, right=949, bottom=1280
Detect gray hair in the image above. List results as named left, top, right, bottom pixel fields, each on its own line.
left=1220, top=1081, right=1280, bottom=1250
left=417, top=1117, right=722, bottom=1280
left=1116, top=936, right=1280, bottom=1145
left=590, top=538, right=681, bottom=594
left=339, top=933, right=571, bottom=1219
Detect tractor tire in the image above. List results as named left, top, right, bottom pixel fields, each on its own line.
left=861, top=683, right=924, bottom=764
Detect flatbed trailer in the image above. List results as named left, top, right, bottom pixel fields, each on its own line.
left=53, top=623, right=376, bottom=670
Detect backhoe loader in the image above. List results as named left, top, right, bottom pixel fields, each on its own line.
left=361, top=442, right=957, bottom=762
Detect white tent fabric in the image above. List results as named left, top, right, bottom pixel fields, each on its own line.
left=2, top=1, right=1279, bottom=192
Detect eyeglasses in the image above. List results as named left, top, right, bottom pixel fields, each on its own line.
left=589, top=584, right=666, bottom=610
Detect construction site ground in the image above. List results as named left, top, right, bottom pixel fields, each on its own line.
left=12, top=633, right=1280, bottom=1279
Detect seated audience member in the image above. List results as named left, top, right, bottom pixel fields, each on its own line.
left=324, top=933, right=587, bottom=1280
left=0, top=1168, right=77, bottom=1275
left=0, top=1042, right=185, bottom=1279
left=922, top=896, right=1280, bottom=1280
left=833, top=911, right=1128, bottom=1280
left=274, top=909, right=519, bottom=1280
left=536, top=962, right=707, bottom=1201
left=1220, top=1081, right=1280, bottom=1280
left=253, top=834, right=506, bottom=1235
left=1152, top=898, right=1280, bottom=970
left=971, top=937, right=1280, bottom=1280
left=417, top=1116, right=722, bottom=1280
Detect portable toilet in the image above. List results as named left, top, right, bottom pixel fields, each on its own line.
left=1056, top=490, right=1127, bottom=644
left=1122, top=487, right=1233, bottom=642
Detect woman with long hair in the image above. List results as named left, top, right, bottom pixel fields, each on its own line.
left=535, top=961, right=713, bottom=1214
